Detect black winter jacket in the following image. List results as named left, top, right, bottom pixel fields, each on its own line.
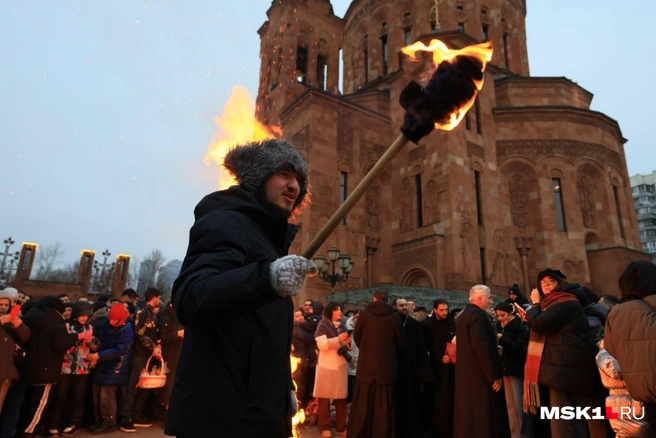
left=527, top=298, right=599, bottom=396
left=167, top=186, right=298, bottom=438
left=22, top=307, right=78, bottom=385
left=498, top=316, right=529, bottom=377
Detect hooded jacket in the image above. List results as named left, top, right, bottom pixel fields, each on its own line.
left=167, top=186, right=298, bottom=438
left=353, top=300, right=403, bottom=384
left=95, top=319, right=134, bottom=386
left=22, top=307, right=79, bottom=385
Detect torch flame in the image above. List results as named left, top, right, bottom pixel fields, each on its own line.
left=290, top=355, right=305, bottom=438
left=401, top=40, right=493, bottom=131
left=204, top=85, right=281, bottom=190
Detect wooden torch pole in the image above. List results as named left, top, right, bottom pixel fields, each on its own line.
left=302, top=133, right=411, bottom=259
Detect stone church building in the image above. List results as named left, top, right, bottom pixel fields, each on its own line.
left=255, top=0, right=648, bottom=303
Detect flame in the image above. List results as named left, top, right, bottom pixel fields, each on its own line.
left=290, top=355, right=306, bottom=438
left=204, top=85, right=281, bottom=190
left=401, top=40, right=493, bottom=131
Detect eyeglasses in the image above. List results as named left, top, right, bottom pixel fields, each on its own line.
left=540, top=278, right=556, bottom=287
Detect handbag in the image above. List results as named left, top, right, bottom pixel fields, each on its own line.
left=137, top=355, right=167, bottom=389
left=445, top=342, right=457, bottom=364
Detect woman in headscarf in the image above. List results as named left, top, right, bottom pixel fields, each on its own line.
left=506, top=284, right=530, bottom=308
left=524, top=268, right=608, bottom=438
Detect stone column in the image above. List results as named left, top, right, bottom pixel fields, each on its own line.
left=515, top=236, right=533, bottom=294
left=365, top=237, right=380, bottom=288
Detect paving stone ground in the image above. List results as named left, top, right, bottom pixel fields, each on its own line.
left=75, top=422, right=325, bottom=438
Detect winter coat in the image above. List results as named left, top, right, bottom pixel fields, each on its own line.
left=95, top=320, right=134, bottom=386
left=0, top=320, right=30, bottom=381
left=133, top=304, right=159, bottom=358
left=605, top=295, right=656, bottom=402
left=22, top=307, right=78, bottom=385
left=498, top=316, right=529, bottom=377
left=159, top=304, right=183, bottom=404
left=61, top=321, right=95, bottom=375
left=313, top=317, right=348, bottom=400
left=345, top=315, right=359, bottom=377
left=354, top=300, right=403, bottom=385
left=526, top=296, right=599, bottom=396
left=596, top=346, right=653, bottom=437
left=453, top=304, right=506, bottom=438
left=292, top=323, right=316, bottom=365
left=563, top=283, right=608, bottom=342
left=167, top=186, right=298, bottom=438
left=302, top=301, right=323, bottom=334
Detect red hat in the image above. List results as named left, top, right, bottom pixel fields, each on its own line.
left=108, top=303, right=129, bottom=325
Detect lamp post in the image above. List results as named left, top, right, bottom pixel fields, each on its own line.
left=312, top=246, right=353, bottom=289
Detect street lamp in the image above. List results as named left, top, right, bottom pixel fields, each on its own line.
left=313, top=246, right=353, bottom=288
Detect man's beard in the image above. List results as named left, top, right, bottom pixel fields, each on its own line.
left=256, top=188, right=293, bottom=218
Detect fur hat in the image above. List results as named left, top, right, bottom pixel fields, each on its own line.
left=223, top=139, right=309, bottom=212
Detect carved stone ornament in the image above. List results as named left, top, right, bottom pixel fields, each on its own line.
left=401, top=177, right=415, bottom=232
left=497, top=139, right=622, bottom=169
left=509, top=172, right=530, bottom=228
left=367, top=182, right=381, bottom=232
left=577, top=174, right=596, bottom=229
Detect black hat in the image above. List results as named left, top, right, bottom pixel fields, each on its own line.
left=508, top=284, right=521, bottom=295
left=537, top=268, right=567, bottom=284
left=72, top=301, right=93, bottom=319
left=122, top=288, right=138, bottom=297
left=223, top=139, right=310, bottom=213
left=38, top=295, right=66, bottom=314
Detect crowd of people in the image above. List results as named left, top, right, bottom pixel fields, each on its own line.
left=4, top=139, right=656, bottom=438
left=0, top=286, right=184, bottom=437
left=292, top=263, right=656, bottom=438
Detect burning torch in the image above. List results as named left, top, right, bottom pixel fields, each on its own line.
left=301, top=39, right=493, bottom=259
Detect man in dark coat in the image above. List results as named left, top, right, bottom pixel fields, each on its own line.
left=18, top=296, right=91, bottom=436
left=453, top=285, right=507, bottom=438
left=348, top=289, right=403, bottom=438
left=422, top=298, right=456, bottom=438
left=393, top=297, right=429, bottom=438
left=292, top=308, right=317, bottom=410
left=166, top=140, right=316, bottom=438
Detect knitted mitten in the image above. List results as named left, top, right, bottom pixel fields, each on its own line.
left=270, top=255, right=317, bottom=297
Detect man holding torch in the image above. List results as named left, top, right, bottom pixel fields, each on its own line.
left=166, top=139, right=317, bottom=438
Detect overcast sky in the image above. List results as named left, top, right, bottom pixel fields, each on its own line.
left=1, top=0, right=654, bottom=268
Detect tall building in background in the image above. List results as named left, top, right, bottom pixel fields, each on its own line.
left=630, top=172, right=656, bottom=260
left=256, top=0, right=648, bottom=303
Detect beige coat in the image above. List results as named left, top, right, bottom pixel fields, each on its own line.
left=313, top=333, right=348, bottom=400
left=605, top=295, right=656, bottom=402
left=596, top=346, right=653, bottom=437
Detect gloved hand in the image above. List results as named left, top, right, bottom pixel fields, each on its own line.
left=270, top=255, right=317, bottom=297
